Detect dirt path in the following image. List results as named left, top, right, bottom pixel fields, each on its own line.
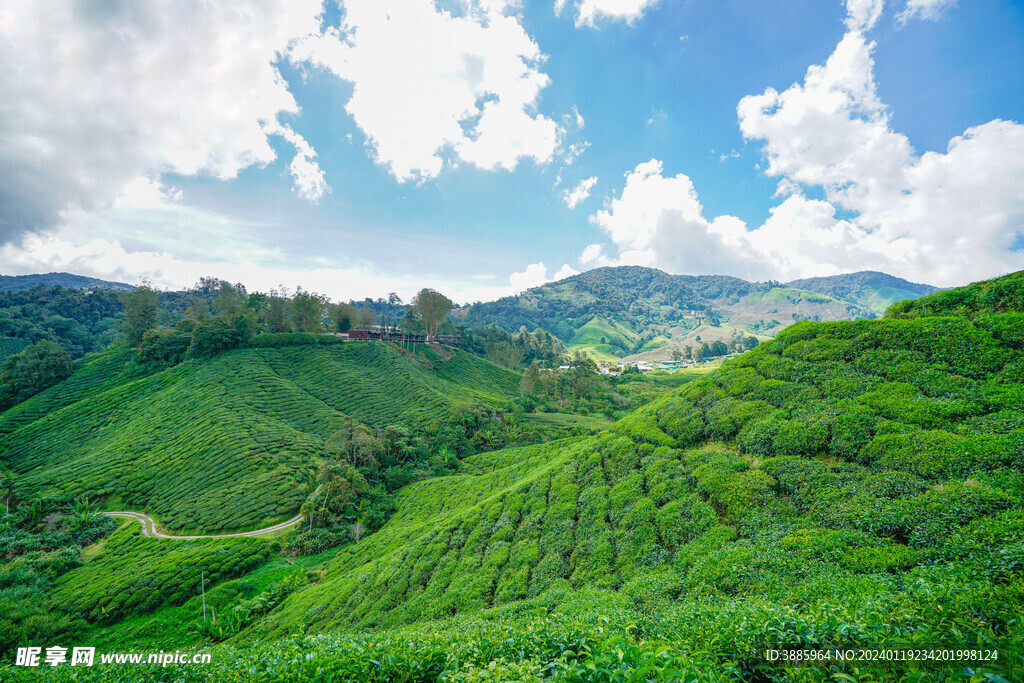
left=106, top=484, right=324, bottom=540
left=106, top=510, right=306, bottom=539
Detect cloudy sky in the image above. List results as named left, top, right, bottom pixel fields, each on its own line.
left=1, top=0, right=1022, bottom=302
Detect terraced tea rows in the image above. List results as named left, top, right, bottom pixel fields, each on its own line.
left=238, top=309, right=1023, bottom=672
left=0, top=342, right=519, bottom=532
left=49, top=522, right=271, bottom=625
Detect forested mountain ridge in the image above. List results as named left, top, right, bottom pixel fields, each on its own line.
left=0, top=272, right=133, bottom=292
left=457, top=266, right=940, bottom=362
left=788, top=270, right=940, bottom=315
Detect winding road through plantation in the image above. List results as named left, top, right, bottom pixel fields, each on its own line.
left=105, top=484, right=325, bottom=539
left=106, top=510, right=306, bottom=539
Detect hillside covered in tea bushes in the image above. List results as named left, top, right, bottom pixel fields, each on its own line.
left=3, top=272, right=1023, bottom=682
left=0, top=341, right=520, bottom=532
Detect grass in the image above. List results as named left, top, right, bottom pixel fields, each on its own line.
left=48, top=520, right=272, bottom=627
left=567, top=316, right=639, bottom=360
left=74, top=529, right=347, bottom=651
left=568, top=316, right=639, bottom=347
left=520, top=412, right=611, bottom=430
left=742, top=287, right=838, bottom=304
left=0, top=342, right=519, bottom=532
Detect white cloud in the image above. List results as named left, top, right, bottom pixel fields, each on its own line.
left=0, top=0, right=327, bottom=242
left=509, top=261, right=579, bottom=292
left=572, top=105, right=586, bottom=129
left=580, top=243, right=615, bottom=267
left=292, top=0, right=559, bottom=183
left=586, top=159, right=767, bottom=278
left=897, top=0, right=956, bottom=24
left=559, top=0, right=662, bottom=27
left=510, top=262, right=551, bottom=291
left=563, top=141, right=591, bottom=166
left=845, top=0, right=885, bottom=31
left=590, top=159, right=705, bottom=257
left=587, top=8, right=1024, bottom=287
left=265, top=123, right=330, bottom=203
left=562, top=176, right=598, bottom=209
left=554, top=263, right=580, bottom=280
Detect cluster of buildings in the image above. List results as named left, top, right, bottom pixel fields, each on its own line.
left=595, top=359, right=696, bottom=376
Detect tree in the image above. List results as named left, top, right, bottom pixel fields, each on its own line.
left=412, top=289, right=454, bottom=341
left=520, top=362, right=541, bottom=395
left=213, top=285, right=246, bottom=325
left=183, top=298, right=210, bottom=322
left=122, top=280, right=160, bottom=347
left=245, top=292, right=269, bottom=317
left=356, top=307, right=376, bottom=328
left=384, top=292, right=403, bottom=332
left=0, top=340, right=73, bottom=407
left=331, top=303, right=358, bottom=333
left=567, top=351, right=599, bottom=400
left=399, top=311, right=424, bottom=334
left=187, top=315, right=253, bottom=358
left=671, top=347, right=682, bottom=361
left=290, top=289, right=328, bottom=333
left=263, top=291, right=289, bottom=333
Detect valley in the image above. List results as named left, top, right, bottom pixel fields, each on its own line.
left=1, top=270, right=1020, bottom=681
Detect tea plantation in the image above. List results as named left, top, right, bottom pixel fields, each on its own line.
left=3, top=273, right=1023, bottom=681
left=0, top=341, right=519, bottom=532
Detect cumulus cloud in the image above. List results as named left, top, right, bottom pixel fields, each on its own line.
left=265, top=123, right=330, bottom=203
left=845, top=0, right=884, bottom=31
left=0, top=0, right=328, bottom=243
left=897, top=0, right=957, bottom=24
left=587, top=159, right=767, bottom=278
left=554, top=263, right=581, bottom=279
left=587, top=0, right=1024, bottom=287
left=292, top=0, right=560, bottom=183
left=580, top=243, right=616, bottom=267
left=562, top=177, right=599, bottom=209
left=509, top=261, right=579, bottom=292
left=557, top=0, right=662, bottom=27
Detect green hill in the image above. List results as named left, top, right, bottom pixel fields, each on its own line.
left=788, top=270, right=940, bottom=315
left=0, top=272, right=134, bottom=292
left=458, top=266, right=940, bottom=362
left=2, top=272, right=1022, bottom=682
left=0, top=341, right=519, bottom=533
left=887, top=269, right=1024, bottom=320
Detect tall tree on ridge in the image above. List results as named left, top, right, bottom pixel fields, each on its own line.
left=412, top=289, right=453, bottom=341
left=122, top=279, right=160, bottom=347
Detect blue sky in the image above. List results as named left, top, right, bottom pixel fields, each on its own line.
left=1, top=0, right=1022, bottom=302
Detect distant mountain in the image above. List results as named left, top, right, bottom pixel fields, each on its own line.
left=457, top=266, right=940, bottom=362
left=786, top=271, right=940, bottom=315
left=0, top=272, right=134, bottom=292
